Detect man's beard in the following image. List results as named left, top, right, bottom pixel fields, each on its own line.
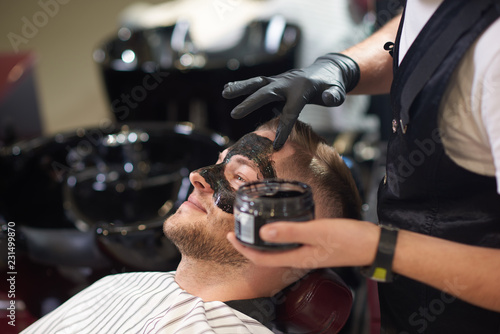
left=164, top=216, right=249, bottom=267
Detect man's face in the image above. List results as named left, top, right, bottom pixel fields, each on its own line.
left=163, top=130, right=294, bottom=266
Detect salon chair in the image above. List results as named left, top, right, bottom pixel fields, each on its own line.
left=274, top=268, right=353, bottom=334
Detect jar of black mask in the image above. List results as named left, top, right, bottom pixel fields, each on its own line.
left=234, top=179, right=315, bottom=251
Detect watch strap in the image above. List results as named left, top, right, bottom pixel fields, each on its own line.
left=361, top=225, right=399, bottom=282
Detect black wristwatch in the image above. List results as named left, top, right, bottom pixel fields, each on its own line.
left=361, top=224, right=399, bottom=283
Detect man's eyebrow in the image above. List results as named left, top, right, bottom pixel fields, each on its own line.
left=231, top=156, right=259, bottom=170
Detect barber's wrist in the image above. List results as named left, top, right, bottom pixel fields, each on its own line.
left=360, top=224, right=399, bottom=283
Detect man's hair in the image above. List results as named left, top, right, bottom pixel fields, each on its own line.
left=257, top=118, right=362, bottom=220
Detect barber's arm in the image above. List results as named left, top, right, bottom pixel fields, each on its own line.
left=227, top=219, right=500, bottom=312
left=342, top=14, right=400, bottom=95
left=222, top=15, right=401, bottom=150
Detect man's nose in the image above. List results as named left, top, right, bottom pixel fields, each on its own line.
left=189, top=169, right=214, bottom=193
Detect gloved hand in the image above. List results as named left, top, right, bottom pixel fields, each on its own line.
left=222, top=53, right=360, bottom=150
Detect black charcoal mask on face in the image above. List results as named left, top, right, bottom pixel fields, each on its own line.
left=194, top=133, right=277, bottom=213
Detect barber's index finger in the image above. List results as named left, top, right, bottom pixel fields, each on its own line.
left=222, top=77, right=269, bottom=99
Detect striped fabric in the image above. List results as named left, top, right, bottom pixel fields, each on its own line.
left=20, top=272, right=274, bottom=334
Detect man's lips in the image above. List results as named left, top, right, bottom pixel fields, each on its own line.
left=185, top=195, right=207, bottom=213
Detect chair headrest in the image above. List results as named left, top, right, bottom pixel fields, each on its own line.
left=273, top=268, right=353, bottom=334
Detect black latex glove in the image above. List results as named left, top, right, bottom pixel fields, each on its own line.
left=222, top=53, right=360, bottom=150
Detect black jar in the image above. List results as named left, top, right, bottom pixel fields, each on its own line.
left=234, top=179, right=315, bottom=250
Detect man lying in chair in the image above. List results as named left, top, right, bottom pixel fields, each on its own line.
left=21, top=117, right=361, bottom=334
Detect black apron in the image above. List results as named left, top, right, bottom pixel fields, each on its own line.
left=377, top=0, right=500, bottom=333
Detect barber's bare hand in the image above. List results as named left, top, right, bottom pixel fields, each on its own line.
left=227, top=219, right=379, bottom=269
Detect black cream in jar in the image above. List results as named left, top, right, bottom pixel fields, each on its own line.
left=234, top=179, right=315, bottom=250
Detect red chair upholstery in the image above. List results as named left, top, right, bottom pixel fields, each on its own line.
left=273, top=268, right=353, bottom=334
